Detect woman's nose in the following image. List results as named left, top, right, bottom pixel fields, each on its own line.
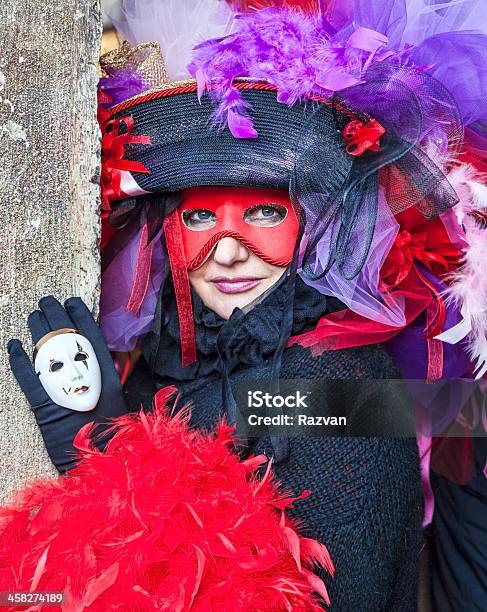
left=212, top=236, right=250, bottom=266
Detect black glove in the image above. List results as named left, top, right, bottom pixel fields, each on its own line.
left=7, top=296, right=127, bottom=474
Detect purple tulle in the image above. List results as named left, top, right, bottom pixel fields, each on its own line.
left=333, top=0, right=487, bottom=125
left=98, top=68, right=150, bottom=107
left=298, top=188, right=406, bottom=326
left=401, top=0, right=487, bottom=43
left=409, top=32, right=487, bottom=125
left=100, top=215, right=165, bottom=352
left=439, top=208, right=466, bottom=253
left=187, top=0, right=487, bottom=136
left=327, top=0, right=487, bottom=46
left=329, top=0, right=408, bottom=48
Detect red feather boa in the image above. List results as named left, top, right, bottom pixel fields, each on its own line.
left=0, top=388, right=333, bottom=611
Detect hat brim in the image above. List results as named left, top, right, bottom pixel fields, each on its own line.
left=105, top=80, right=353, bottom=197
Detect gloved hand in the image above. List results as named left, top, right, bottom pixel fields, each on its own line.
left=7, top=296, right=127, bottom=474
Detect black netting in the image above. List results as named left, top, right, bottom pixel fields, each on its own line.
left=295, top=64, right=463, bottom=281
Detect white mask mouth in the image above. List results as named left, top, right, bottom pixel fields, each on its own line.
left=65, top=385, right=91, bottom=395
left=34, top=330, right=102, bottom=412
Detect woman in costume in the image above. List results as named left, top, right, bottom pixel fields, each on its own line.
left=5, top=1, right=487, bottom=610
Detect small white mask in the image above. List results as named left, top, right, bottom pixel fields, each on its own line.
left=34, top=332, right=101, bottom=412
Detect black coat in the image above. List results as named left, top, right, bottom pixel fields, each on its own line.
left=125, top=276, right=423, bottom=612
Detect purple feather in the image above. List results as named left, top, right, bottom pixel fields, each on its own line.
left=189, top=3, right=487, bottom=138
left=188, top=8, right=391, bottom=137
left=98, top=67, right=150, bottom=107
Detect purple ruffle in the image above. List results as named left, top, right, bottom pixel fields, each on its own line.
left=299, top=187, right=407, bottom=326
left=332, top=0, right=487, bottom=125
left=100, top=214, right=165, bottom=352
left=410, top=32, right=487, bottom=125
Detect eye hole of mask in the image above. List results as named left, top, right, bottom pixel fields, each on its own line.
left=50, top=361, right=64, bottom=373
left=243, top=204, right=288, bottom=227
left=182, top=208, right=216, bottom=230
left=74, top=351, right=89, bottom=362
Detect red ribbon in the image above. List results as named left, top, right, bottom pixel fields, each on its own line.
left=125, top=223, right=155, bottom=317
left=100, top=114, right=151, bottom=205
left=343, top=118, right=385, bottom=156
left=163, top=210, right=197, bottom=368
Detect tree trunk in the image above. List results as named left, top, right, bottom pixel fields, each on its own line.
left=0, top=0, right=101, bottom=502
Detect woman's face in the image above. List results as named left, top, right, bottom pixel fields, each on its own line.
left=181, top=187, right=299, bottom=320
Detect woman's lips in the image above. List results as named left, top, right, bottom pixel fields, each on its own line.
left=211, top=277, right=263, bottom=294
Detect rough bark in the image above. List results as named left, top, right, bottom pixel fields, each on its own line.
left=0, top=0, right=101, bottom=502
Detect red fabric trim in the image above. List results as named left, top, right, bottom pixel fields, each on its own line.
left=126, top=223, right=154, bottom=316
left=287, top=304, right=419, bottom=354
left=188, top=230, right=292, bottom=270
left=415, top=265, right=445, bottom=382
left=163, top=210, right=197, bottom=367
left=120, top=352, right=132, bottom=386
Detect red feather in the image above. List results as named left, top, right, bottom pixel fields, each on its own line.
left=227, top=0, right=328, bottom=13
left=301, top=537, right=335, bottom=576
left=83, top=562, right=119, bottom=607
left=30, top=546, right=49, bottom=592
left=0, top=388, right=333, bottom=611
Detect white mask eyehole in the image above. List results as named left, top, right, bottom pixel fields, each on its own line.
left=49, top=360, right=64, bottom=373
left=74, top=342, right=89, bottom=369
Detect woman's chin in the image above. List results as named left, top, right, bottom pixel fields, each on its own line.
left=206, top=288, right=264, bottom=319
left=192, top=271, right=287, bottom=319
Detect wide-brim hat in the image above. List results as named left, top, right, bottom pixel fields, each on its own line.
left=100, top=36, right=461, bottom=286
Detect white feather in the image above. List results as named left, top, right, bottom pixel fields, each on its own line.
left=436, top=163, right=487, bottom=378
left=110, top=0, right=236, bottom=81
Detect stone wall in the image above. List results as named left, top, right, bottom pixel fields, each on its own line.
left=0, top=0, right=101, bottom=502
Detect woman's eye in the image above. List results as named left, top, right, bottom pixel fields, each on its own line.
left=244, top=204, right=287, bottom=227
left=182, top=209, right=217, bottom=230
left=74, top=351, right=89, bottom=362
left=49, top=361, right=64, bottom=373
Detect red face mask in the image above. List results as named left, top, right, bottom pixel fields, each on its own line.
left=176, top=186, right=300, bottom=270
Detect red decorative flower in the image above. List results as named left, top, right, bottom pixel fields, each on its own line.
left=343, top=118, right=385, bottom=156
left=99, top=110, right=151, bottom=206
